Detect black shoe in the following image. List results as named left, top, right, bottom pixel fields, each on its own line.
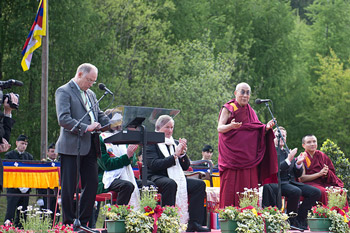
left=186, top=222, right=211, bottom=232
left=297, top=217, right=309, bottom=230
left=289, top=217, right=304, bottom=232
left=73, top=225, right=100, bottom=233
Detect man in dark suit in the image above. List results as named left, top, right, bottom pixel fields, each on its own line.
left=4, top=134, right=34, bottom=227
left=146, top=115, right=210, bottom=232
left=55, top=63, right=110, bottom=231
left=262, top=127, right=321, bottom=230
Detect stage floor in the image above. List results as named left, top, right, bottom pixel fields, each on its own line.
left=92, top=229, right=328, bottom=233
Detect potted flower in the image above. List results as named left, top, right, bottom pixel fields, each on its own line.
left=125, top=186, right=185, bottom=233
left=218, top=187, right=264, bottom=233
left=261, top=206, right=289, bottom=233
left=308, top=186, right=350, bottom=232
left=102, top=204, right=133, bottom=233
left=218, top=206, right=240, bottom=233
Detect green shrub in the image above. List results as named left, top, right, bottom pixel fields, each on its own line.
left=320, top=139, right=350, bottom=200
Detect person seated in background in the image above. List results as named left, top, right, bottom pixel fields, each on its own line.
left=262, top=127, right=321, bottom=230
left=98, top=127, right=140, bottom=208
left=4, top=134, right=34, bottom=227
left=299, top=134, right=345, bottom=206
left=200, top=144, right=214, bottom=167
left=146, top=115, right=210, bottom=232
left=37, top=143, right=60, bottom=223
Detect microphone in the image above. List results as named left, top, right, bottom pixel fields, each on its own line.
left=255, top=98, right=271, bottom=104
left=98, top=83, right=114, bottom=95
left=0, top=79, right=24, bottom=89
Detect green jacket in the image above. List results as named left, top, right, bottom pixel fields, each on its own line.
left=97, top=136, right=131, bottom=194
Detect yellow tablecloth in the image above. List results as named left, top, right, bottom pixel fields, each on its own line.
left=3, top=161, right=60, bottom=189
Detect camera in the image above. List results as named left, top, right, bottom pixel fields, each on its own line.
left=3, top=93, right=20, bottom=109
left=0, top=79, right=22, bottom=110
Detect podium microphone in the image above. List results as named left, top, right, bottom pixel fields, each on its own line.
left=255, top=98, right=271, bottom=104
left=98, top=83, right=114, bottom=95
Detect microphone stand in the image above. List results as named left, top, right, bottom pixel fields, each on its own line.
left=71, top=91, right=109, bottom=233
left=264, top=102, right=304, bottom=232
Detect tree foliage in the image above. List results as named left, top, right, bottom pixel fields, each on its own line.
left=1, top=0, right=350, bottom=161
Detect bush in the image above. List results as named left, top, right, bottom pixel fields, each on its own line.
left=320, top=139, right=350, bottom=200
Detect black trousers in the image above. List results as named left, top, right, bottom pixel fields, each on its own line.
left=107, top=179, right=134, bottom=205
left=263, top=183, right=321, bottom=219
left=153, top=176, right=206, bottom=224
left=60, top=135, right=99, bottom=226
left=4, top=188, right=30, bottom=227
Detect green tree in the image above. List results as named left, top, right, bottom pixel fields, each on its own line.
left=307, top=50, right=350, bottom=155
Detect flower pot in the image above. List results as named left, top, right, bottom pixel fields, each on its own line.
left=105, top=219, right=126, bottom=233
left=308, top=218, right=331, bottom=232
left=219, top=219, right=238, bottom=233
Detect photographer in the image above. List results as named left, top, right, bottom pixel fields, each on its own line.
left=0, top=93, right=19, bottom=192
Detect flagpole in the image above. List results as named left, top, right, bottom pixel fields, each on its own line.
left=41, top=0, right=48, bottom=160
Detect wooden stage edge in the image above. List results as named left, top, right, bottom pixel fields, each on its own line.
left=91, top=229, right=328, bottom=233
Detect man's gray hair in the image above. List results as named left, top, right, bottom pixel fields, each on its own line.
left=155, top=115, right=174, bottom=131
left=76, top=63, right=98, bottom=76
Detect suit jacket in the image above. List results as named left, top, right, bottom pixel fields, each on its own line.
left=0, top=116, right=15, bottom=191
left=146, top=141, right=191, bottom=181
left=278, top=148, right=304, bottom=185
left=55, top=80, right=110, bottom=156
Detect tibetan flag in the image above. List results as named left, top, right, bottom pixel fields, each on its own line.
left=21, top=0, right=46, bottom=71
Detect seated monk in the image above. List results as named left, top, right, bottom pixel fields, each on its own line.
left=299, top=134, right=346, bottom=206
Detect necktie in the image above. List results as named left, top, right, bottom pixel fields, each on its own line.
left=80, top=91, right=96, bottom=123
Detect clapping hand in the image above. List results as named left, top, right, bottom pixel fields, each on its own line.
left=127, top=144, right=139, bottom=158
left=319, top=164, right=329, bottom=177
left=296, top=151, right=306, bottom=165
left=287, top=148, right=298, bottom=162
left=0, top=138, right=11, bottom=153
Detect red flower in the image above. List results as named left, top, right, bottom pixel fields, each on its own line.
left=144, top=206, right=153, bottom=212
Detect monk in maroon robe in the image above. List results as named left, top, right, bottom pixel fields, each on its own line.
left=217, top=82, right=278, bottom=208
left=300, top=135, right=345, bottom=206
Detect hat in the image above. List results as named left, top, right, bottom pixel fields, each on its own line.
left=202, top=144, right=213, bottom=152
left=17, top=134, right=28, bottom=142
left=48, top=142, right=55, bottom=150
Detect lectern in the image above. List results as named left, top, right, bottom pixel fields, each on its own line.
left=103, top=106, right=180, bottom=186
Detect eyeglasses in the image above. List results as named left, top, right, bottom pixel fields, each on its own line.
left=86, top=78, right=96, bottom=84
left=239, top=89, right=250, bottom=96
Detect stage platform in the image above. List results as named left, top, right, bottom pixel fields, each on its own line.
left=89, top=229, right=327, bottom=233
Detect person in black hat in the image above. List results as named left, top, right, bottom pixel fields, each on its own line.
left=201, top=145, right=214, bottom=163
left=4, top=134, right=34, bottom=227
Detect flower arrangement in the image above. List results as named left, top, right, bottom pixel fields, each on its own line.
left=218, top=206, right=241, bottom=221
left=235, top=206, right=264, bottom=233
left=309, top=205, right=350, bottom=233
left=102, top=204, right=133, bottom=220
left=326, top=186, right=348, bottom=209
left=261, top=206, right=290, bottom=233
left=237, top=187, right=260, bottom=209
left=125, top=186, right=185, bottom=233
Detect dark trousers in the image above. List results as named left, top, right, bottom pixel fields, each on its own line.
left=60, top=136, right=99, bottom=226
left=107, top=179, right=134, bottom=205
left=262, top=183, right=321, bottom=219
left=153, top=176, right=206, bottom=224
left=4, top=188, right=30, bottom=227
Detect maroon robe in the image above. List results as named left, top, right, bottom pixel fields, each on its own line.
left=303, top=150, right=344, bottom=205
left=218, top=99, right=278, bottom=208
